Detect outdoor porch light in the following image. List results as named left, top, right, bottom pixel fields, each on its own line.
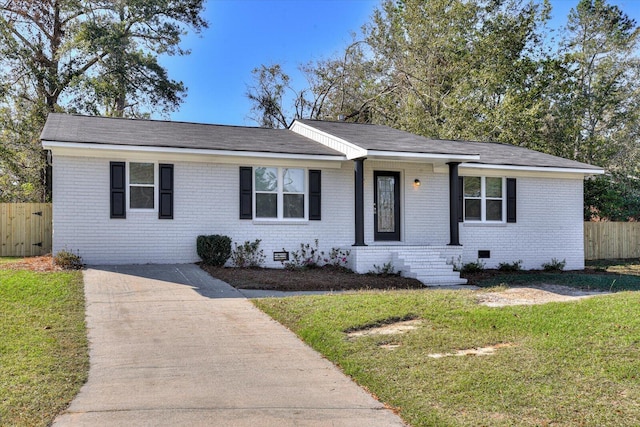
left=414, top=179, right=421, bottom=187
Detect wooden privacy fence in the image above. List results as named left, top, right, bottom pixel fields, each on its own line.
left=584, top=222, right=640, bottom=260
left=0, top=203, right=52, bottom=257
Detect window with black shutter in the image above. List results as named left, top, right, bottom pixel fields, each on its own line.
left=159, top=164, right=174, bottom=219
left=309, top=169, right=321, bottom=220
left=110, top=162, right=126, bottom=219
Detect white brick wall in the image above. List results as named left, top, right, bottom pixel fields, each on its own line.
left=52, top=156, right=354, bottom=266
left=459, top=176, right=585, bottom=270
left=52, top=155, right=585, bottom=270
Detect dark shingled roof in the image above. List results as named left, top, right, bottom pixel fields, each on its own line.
left=41, top=114, right=344, bottom=157
left=296, top=119, right=602, bottom=170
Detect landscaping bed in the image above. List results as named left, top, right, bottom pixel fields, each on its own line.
left=200, top=264, right=425, bottom=291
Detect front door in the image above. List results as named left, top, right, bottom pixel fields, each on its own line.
left=374, top=171, right=400, bottom=241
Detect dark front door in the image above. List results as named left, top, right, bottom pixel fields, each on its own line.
left=374, top=171, right=400, bottom=241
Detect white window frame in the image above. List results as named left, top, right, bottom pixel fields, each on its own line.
left=127, top=161, right=157, bottom=212
left=463, top=176, right=506, bottom=223
left=253, top=167, right=307, bottom=221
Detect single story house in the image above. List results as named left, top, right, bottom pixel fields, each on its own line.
left=41, top=113, right=603, bottom=285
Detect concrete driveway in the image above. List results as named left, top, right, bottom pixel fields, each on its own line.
left=53, top=264, right=405, bottom=426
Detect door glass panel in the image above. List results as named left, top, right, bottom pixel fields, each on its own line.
left=377, top=176, right=395, bottom=232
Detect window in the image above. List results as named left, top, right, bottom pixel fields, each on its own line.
left=463, top=176, right=505, bottom=222
left=254, top=167, right=305, bottom=219
left=129, top=162, right=155, bottom=210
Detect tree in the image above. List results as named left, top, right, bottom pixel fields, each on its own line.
left=0, top=0, right=207, bottom=201
left=546, top=0, right=640, bottom=169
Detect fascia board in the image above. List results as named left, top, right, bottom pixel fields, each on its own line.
left=460, top=162, right=605, bottom=176
left=41, top=140, right=347, bottom=164
left=367, top=150, right=480, bottom=162
left=289, top=121, right=368, bottom=159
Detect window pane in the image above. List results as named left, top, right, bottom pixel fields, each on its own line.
left=255, top=167, right=277, bottom=192
left=486, top=200, right=503, bottom=221
left=130, top=163, right=154, bottom=185
left=486, top=177, right=502, bottom=198
left=465, top=199, right=481, bottom=221
left=256, top=193, right=277, bottom=218
left=464, top=177, right=481, bottom=197
left=283, top=168, right=304, bottom=193
left=130, top=186, right=154, bottom=209
left=283, top=194, right=304, bottom=218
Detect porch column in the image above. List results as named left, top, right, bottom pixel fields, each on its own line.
left=448, top=162, right=461, bottom=246
left=353, top=157, right=366, bottom=246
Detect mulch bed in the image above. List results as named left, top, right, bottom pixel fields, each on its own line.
left=200, top=264, right=426, bottom=291
left=2, top=255, right=61, bottom=272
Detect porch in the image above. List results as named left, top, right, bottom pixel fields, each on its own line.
left=347, top=245, right=467, bottom=286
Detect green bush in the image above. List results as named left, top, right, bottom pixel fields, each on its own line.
left=53, top=249, right=84, bottom=270
left=542, top=258, right=566, bottom=272
left=498, top=260, right=523, bottom=272
left=460, top=259, right=486, bottom=274
left=231, top=239, right=265, bottom=267
left=196, top=235, right=232, bottom=266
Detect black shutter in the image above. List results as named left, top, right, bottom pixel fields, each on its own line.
left=507, top=178, right=517, bottom=223
left=159, top=164, right=174, bottom=219
left=239, top=167, right=253, bottom=219
left=110, top=161, right=126, bottom=219
left=309, top=169, right=321, bottom=220
left=457, top=176, right=464, bottom=223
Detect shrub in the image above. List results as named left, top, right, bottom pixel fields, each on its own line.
left=368, top=262, right=398, bottom=276
left=53, top=249, right=84, bottom=270
left=282, top=239, right=322, bottom=270
left=231, top=239, right=265, bottom=268
left=542, top=258, right=566, bottom=272
left=460, top=259, right=485, bottom=274
left=498, top=260, right=523, bottom=272
left=196, top=235, right=232, bottom=266
left=323, top=247, right=351, bottom=269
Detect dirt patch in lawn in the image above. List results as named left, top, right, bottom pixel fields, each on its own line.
left=428, top=343, right=516, bottom=358
left=477, top=284, right=609, bottom=307
left=347, top=319, right=424, bottom=339
left=200, top=264, right=425, bottom=291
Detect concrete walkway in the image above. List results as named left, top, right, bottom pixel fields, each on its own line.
left=53, top=264, right=406, bottom=426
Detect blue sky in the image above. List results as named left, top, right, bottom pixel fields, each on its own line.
left=160, top=0, right=640, bottom=126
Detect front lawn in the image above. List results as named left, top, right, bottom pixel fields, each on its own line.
left=0, top=260, right=88, bottom=426
left=255, top=290, right=640, bottom=426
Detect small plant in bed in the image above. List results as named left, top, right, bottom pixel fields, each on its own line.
left=53, top=249, right=84, bottom=270
left=230, top=239, right=265, bottom=267
left=497, top=260, right=523, bottom=272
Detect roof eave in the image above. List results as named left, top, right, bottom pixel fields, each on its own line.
left=365, top=150, right=480, bottom=163
left=460, top=162, right=605, bottom=175
left=41, top=140, right=347, bottom=162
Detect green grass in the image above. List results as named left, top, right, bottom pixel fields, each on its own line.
left=0, top=266, right=88, bottom=426
left=255, top=290, right=640, bottom=426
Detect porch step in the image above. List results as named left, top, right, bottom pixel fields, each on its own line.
left=392, top=249, right=467, bottom=286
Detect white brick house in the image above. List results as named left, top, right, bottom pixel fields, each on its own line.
left=41, top=114, right=603, bottom=285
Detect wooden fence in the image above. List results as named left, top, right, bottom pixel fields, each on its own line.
left=0, top=203, right=52, bottom=257
left=584, top=222, right=640, bottom=260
